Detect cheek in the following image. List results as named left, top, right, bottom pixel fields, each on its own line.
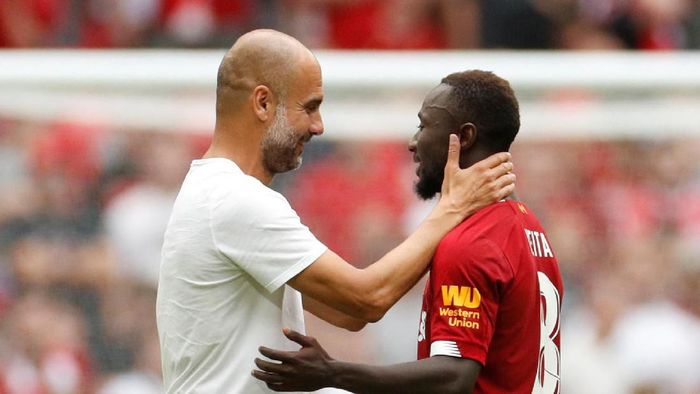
left=423, top=135, right=450, bottom=166
left=290, top=111, right=310, bottom=129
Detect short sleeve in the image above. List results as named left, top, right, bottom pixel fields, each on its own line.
left=427, top=238, right=513, bottom=366
left=210, top=182, right=327, bottom=293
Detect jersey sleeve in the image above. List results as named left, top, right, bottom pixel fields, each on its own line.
left=210, top=183, right=327, bottom=293
left=427, top=238, right=513, bottom=366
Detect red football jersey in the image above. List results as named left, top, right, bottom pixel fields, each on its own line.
left=417, top=200, right=563, bottom=394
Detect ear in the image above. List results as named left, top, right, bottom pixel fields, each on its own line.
left=252, top=85, right=274, bottom=122
left=458, top=122, right=477, bottom=150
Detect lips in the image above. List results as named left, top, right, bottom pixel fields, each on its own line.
left=297, top=136, right=311, bottom=152
left=412, top=155, right=421, bottom=176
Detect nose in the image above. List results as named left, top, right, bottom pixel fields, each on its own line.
left=310, top=112, right=324, bottom=136
left=408, top=132, right=418, bottom=152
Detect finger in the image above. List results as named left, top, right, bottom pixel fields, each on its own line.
left=283, top=328, right=315, bottom=348
left=259, top=347, right=294, bottom=363
left=254, top=358, right=290, bottom=375
left=483, top=172, right=516, bottom=202
left=474, top=151, right=512, bottom=171
left=444, top=134, right=460, bottom=172
left=252, top=369, right=286, bottom=384
left=483, top=161, right=514, bottom=183
left=494, top=172, right=516, bottom=190
left=495, top=181, right=516, bottom=201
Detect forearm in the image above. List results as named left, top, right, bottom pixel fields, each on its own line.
left=357, top=202, right=465, bottom=317
left=303, top=295, right=367, bottom=331
left=290, top=202, right=465, bottom=323
left=329, top=357, right=477, bottom=394
left=289, top=151, right=514, bottom=322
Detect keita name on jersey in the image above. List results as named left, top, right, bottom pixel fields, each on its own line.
left=524, top=229, right=554, bottom=258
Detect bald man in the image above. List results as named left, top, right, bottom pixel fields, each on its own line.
left=155, top=29, right=515, bottom=393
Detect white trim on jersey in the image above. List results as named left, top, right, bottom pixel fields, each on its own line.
left=430, top=340, right=462, bottom=358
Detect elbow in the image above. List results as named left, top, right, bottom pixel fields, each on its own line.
left=364, top=308, right=385, bottom=323
left=344, top=272, right=392, bottom=322
left=356, top=291, right=390, bottom=323
left=345, top=320, right=368, bottom=332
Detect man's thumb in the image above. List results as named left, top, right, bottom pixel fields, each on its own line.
left=445, top=133, right=460, bottom=172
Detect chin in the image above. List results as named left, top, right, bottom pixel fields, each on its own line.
left=414, top=170, right=442, bottom=200
left=293, top=157, right=303, bottom=170
left=264, top=156, right=302, bottom=175
left=414, top=180, right=439, bottom=200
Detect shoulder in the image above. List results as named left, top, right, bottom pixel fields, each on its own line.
left=470, top=200, right=523, bottom=228
left=214, top=183, right=296, bottom=231
left=187, top=159, right=297, bottom=225
left=434, top=201, right=526, bottom=276
left=443, top=201, right=523, bottom=248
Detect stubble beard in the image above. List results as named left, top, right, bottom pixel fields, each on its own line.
left=262, top=104, right=303, bottom=175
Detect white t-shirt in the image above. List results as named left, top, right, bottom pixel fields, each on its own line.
left=156, top=158, right=327, bottom=393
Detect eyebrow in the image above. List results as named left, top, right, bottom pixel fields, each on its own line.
left=303, top=96, right=323, bottom=109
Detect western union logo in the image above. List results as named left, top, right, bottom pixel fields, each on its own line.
left=441, top=286, right=481, bottom=308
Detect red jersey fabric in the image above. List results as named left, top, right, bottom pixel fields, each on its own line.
left=417, top=200, right=563, bottom=394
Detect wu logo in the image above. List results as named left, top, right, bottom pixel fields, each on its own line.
left=441, top=286, right=481, bottom=308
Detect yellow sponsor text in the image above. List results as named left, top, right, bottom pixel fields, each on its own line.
left=448, top=317, right=480, bottom=329
left=438, top=308, right=480, bottom=319
left=441, top=285, right=481, bottom=308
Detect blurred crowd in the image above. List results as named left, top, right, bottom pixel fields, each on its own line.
left=2, top=0, right=700, bottom=50
left=0, top=121, right=208, bottom=393
left=1, top=117, right=700, bottom=393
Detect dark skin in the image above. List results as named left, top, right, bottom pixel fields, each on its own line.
left=253, top=83, right=503, bottom=393
left=410, top=83, right=496, bottom=200
left=253, top=328, right=481, bottom=393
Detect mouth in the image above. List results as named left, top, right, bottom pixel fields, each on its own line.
left=297, top=136, right=311, bottom=152
left=413, top=153, right=421, bottom=172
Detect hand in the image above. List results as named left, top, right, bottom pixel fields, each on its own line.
left=252, top=328, right=335, bottom=392
left=439, top=134, right=515, bottom=219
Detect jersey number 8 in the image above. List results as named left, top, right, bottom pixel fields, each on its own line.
left=532, top=272, right=561, bottom=394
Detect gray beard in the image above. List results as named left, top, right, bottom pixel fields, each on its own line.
left=261, top=105, right=302, bottom=175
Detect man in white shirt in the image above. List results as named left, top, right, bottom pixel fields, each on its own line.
left=156, top=29, right=515, bottom=393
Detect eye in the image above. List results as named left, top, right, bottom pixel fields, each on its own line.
left=304, top=100, right=322, bottom=114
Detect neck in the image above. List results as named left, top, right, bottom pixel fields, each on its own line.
left=460, top=145, right=497, bottom=170
left=204, top=123, right=273, bottom=185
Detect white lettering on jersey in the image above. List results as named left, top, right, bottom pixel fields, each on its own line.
left=418, top=311, right=427, bottom=342
left=525, top=229, right=554, bottom=258
left=532, top=272, right=561, bottom=394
